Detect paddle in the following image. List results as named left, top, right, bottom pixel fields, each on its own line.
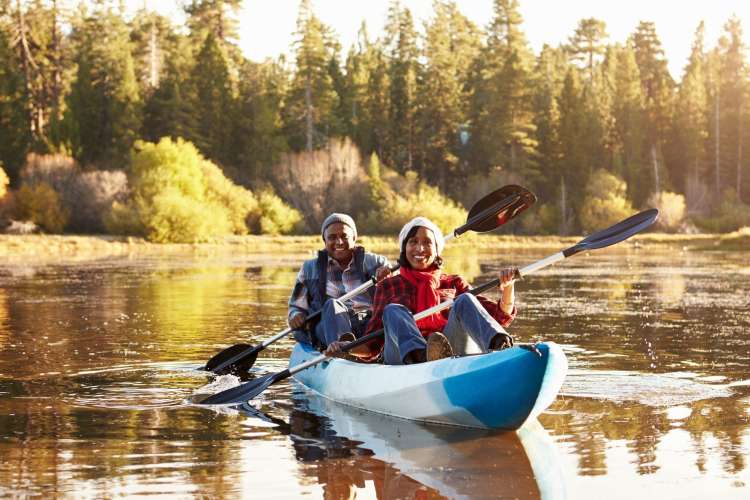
left=203, top=184, right=537, bottom=375
left=198, top=208, right=658, bottom=405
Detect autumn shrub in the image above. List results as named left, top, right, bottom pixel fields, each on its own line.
left=14, top=182, right=69, bottom=233
left=142, top=188, right=232, bottom=243
left=107, top=137, right=299, bottom=242
left=459, top=170, right=527, bottom=211
left=19, top=153, right=128, bottom=232
left=256, top=188, right=303, bottom=235
left=648, top=191, right=686, bottom=232
left=19, top=153, right=77, bottom=189
left=520, top=203, right=560, bottom=235
left=269, top=137, right=369, bottom=232
left=104, top=200, right=143, bottom=236
left=0, top=165, right=9, bottom=199
left=579, top=169, right=634, bottom=233
left=201, top=158, right=259, bottom=235
left=694, top=189, right=750, bottom=233
left=108, top=138, right=225, bottom=242
left=360, top=157, right=465, bottom=235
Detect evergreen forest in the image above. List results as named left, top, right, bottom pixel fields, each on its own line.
left=1, top=0, right=749, bottom=241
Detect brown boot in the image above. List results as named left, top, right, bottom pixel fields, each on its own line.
left=426, top=332, right=454, bottom=361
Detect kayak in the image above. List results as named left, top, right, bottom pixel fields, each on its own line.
left=289, top=341, right=568, bottom=431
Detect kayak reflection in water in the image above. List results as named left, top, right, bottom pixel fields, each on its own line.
left=240, top=388, right=564, bottom=499
left=327, top=217, right=518, bottom=364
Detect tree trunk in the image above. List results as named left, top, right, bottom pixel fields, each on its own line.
left=651, top=143, right=660, bottom=194
left=738, top=100, right=743, bottom=202
left=15, top=0, right=36, bottom=138
left=148, top=22, right=160, bottom=88
left=305, top=76, right=313, bottom=151
left=51, top=0, right=62, bottom=122
left=715, top=84, right=720, bottom=199
left=560, top=177, right=568, bottom=235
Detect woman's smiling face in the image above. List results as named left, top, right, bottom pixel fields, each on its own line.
left=405, top=227, right=437, bottom=270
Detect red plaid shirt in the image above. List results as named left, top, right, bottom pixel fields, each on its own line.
left=359, top=273, right=516, bottom=360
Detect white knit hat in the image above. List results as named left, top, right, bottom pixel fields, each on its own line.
left=398, top=217, right=445, bottom=255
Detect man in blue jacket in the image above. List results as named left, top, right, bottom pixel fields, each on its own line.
left=288, top=213, right=390, bottom=349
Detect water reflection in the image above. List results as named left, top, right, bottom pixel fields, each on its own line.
left=0, top=249, right=748, bottom=497
left=239, top=386, right=565, bottom=500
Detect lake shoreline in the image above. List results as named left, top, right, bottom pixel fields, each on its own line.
left=0, top=229, right=747, bottom=263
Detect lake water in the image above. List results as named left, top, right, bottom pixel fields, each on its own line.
left=0, top=245, right=748, bottom=498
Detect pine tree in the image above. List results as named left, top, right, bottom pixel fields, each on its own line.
left=0, top=18, right=31, bottom=182
left=530, top=44, right=567, bottom=202
left=467, top=0, right=537, bottom=179
left=342, top=22, right=375, bottom=152
left=384, top=2, right=419, bottom=173
left=603, top=44, right=649, bottom=206
left=129, top=10, right=179, bottom=95
left=714, top=16, right=748, bottom=202
left=282, top=0, right=339, bottom=151
left=230, top=59, right=289, bottom=185
left=567, top=17, right=608, bottom=83
left=630, top=21, right=675, bottom=197
left=416, top=1, right=480, bottom=191
left=186, top=32, right=234, bottom=166
left=140, top=50, right=196, bottom=144
left=669, top=22, right=709, bottom=200
left=556, top=67, right=590, bottom=232
left=64, top=4, right=141, bottom=168
left=6, top=0, right=67, bottom=151
left=184, top=0, right=241, bottom=46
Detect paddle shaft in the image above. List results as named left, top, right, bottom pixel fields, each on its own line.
left=207, top=192, right=523, bottom=373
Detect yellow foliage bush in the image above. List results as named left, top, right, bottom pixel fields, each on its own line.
left=361, top=161, right=466, bottom=235
left=579, top=169, right=634, bottom=233
left=520, top=203, right=560, bottom=235
left=15, top=182, right=69, bottom=233
left=256, top=188, right=303, bottom=235
left=694, top=189, right=750, bottom=233
left=0, top=166, right=9, bottom=199
left=140, top=188, right=232, bottom=243
left=648, top=191, right=685, bottom=232
left=106, top=138, right=302, bottom=242
left=104, top=201, right=143, bottom=236
left=201, top=158, right=259, bottom=235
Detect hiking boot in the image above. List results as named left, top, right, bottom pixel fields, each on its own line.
left=489, top=332, right=513, bottom=351
left=426, top=332, right=453, bottom=361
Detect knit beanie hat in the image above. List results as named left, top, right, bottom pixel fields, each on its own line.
left=398, top=217, right=445, bottom=255
left=321, top=213, right=357, bottom=240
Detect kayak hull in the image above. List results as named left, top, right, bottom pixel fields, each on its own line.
left=289, top=341, right=567, bottom=430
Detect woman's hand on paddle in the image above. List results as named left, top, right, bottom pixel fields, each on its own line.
left=289, top=312, right=307, bottom=330
left=375, top=265, right=392, bottom=281
left=497, top=267, right=518, bottom=315
left=497, top=267, right=519, bottom=290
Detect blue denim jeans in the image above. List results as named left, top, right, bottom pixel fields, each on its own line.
left=382, top=293, right=508, bottom=364
left=312, top=298, right=368, bottom=348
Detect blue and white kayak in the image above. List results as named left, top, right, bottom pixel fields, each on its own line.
left=289, top=341, right=568, bottom=431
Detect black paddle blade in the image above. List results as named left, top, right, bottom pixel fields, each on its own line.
left=204, top=343, right=258, bottom=375
left=464, top=185, right=536, bottom=234
left=199, top=370, right=287, bottom=405
left=564, top=208, right=659, bottom=257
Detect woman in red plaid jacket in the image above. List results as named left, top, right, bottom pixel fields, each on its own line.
left=326, top=217, right=518, bottom=364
